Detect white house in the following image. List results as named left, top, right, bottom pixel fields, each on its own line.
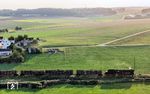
left=0, top=49, right=12, bottom=56
left=0, top=39, right=12, bottom=49
left=0, top=38, right=14, bottom=57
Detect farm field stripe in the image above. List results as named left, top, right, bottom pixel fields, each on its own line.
left=97, top=29, right=150, bottom=46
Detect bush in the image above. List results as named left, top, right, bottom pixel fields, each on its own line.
left=10, top=51, right=25, bottom=63
left=15, top=26, right=22, bottom=31
left=15, top=35, right=24, bottom=42
left=8, top=36, right=15, bottom=40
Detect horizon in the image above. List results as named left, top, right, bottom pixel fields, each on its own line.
left=0, top=6, right=149, bottom=10
left=0, top=0, right=150, bottom=10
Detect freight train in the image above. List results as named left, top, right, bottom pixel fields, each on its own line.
left=0, top=69, right=134, bottom=79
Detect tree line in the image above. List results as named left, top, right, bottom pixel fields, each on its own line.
left=0, top=8, right=116, bottom=17
left=0, top=26, right=22, bottom=33
left=0, top=29, right=8, bottom=33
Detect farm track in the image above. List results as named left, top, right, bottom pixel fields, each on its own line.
left=97, top=29, right=150, bottom=46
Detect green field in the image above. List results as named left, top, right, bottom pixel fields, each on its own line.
left=0, top=46, right=149, bottom=74
left=0, top=83, right=149, bottom=94
left=0, top=17, right=150, bottom=93
left=1, top=18, right=150, bottom=47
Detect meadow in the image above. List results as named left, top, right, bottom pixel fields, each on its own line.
left=1, top=18, right=150, bottom=47
left=0, top=46, right=149, bottom=74
left=0, top=17, right=150, bottom=93
left=0, top=83, right=149, bottom=94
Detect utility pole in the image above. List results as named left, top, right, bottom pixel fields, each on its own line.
left=134, top=57, right=136, bottom=71
left=64, top=48, right=66, bottom=62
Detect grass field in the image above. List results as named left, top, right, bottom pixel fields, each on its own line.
left=0, top=17, right=150, bottom=93
left=1, top=18, right=150, bottom=47
left=0, top=83, right=150, bottom=94
left=0, top=46, right=149, bottom=74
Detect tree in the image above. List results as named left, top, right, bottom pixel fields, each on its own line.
left=10, top=50, right=25, bottom=63
left=0, top=29, right=8, bottom=33
left=24, top=35, right=28, bottom=39
left=15, top=35, right=24, bottom=42
left=15, top=26, right=22, bottom=31
left=5, top=29, right=8, bottom=32
left=36, top=38, right=40, bottom=40
left=8, top=36, right=15, bottom=40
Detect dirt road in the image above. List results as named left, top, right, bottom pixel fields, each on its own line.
left=97, top=29, right=150, bottom=46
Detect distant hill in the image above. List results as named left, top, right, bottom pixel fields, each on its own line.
left=113, top=7, right=147, bottom=14
left=119, top=7, right=150, bottom=20
left=142, top=8, right=150, bottom=14
left=0, top=8, right=116, bottom=17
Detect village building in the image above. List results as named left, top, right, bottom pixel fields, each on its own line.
left=17, top=38, right=34, bottom=47
left=0, top=37, right=14, bottom=49
left=0, top=37, right=14, bottom=57
left=0, top=49, right=12, bottom=56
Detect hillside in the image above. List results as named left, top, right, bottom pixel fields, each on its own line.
left=142, top=8, right=150, bottom=14
left=1, top=7, right=150, bottom=18
left=113, top=7, right=144, bottom=14
left=0, top=8, right=116, bottom=17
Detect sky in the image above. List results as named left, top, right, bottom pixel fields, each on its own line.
left=0, top=0, right=150, bottom=9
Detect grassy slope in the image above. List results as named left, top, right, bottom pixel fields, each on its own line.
left=0, top=83, right=150, bottom=94
left=0, top=46, right=149, bottom=74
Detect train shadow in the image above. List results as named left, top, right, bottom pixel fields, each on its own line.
left=4, top=84, right=95, bottom=93
left=100, top=82, right=150, bottom=89
left=4, top=82, right=150, bottom=93
left=64, top=84, right=95, bottom=88
left=5, top=88, right=40, bottom=93
left=133, top=81, right=150, bottom=85
left=0, top=63, right=21, bottom=70
left=100, top=83, right=132, bottom=89
left=144, top=82, right=150, bottom=85
left=23, top=54, right=39, bottom=63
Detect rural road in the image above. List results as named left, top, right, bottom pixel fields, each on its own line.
left=97, top=29, right=150, bottom=46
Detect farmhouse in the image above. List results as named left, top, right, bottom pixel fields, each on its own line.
left=0, top=37, right=14, bottom=49
left=0, top=37, right=14, bottom=57
left=17, top=38, right=34, bottom=47
left=0, top=49, right=12, bottom=57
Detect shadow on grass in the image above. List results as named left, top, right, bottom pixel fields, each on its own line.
left=101, top=83, right=132, bottom=89
left=4, top=88, right=40, bottom=93
left=4, top=85, right=64, bottom=93
left=4, top=82, right=150, bottom=93
left=0, top=54, right=43, bottom=71
left=3, top=84, right=95, bottom=93
left=64, top=84, right=95, bottom=88
left=24, top=54, right=40, bottom=63
left=144, top=82, right=150, bottom=85
left=133, top=82, right=150, bottom=86
left=0, top=63, right=21, bottom=70
left=0, top=54, right=36, bottom=71
left=100, top=82, right=150, bottom=89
